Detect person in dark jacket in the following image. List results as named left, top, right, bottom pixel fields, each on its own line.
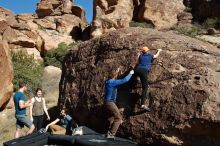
left=104, top=67, right=134, bottom=139
left=134, top=46, right=162, bottom=111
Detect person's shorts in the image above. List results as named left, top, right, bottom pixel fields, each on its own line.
left=15, top=115, right=33, bottom=129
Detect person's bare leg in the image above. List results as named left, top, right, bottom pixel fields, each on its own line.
left=27, top=124, right=35, bottom=135
left=15, top=128, right=21, bottom=138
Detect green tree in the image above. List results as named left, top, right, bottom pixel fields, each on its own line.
left=44, top=42, right=79, bottom=68
left=12, top=50, right=44, bottom=96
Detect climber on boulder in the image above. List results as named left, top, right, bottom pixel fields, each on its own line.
left=132, top=46, right=162, bottom=111
left=104, top=67, right=134, bottom=139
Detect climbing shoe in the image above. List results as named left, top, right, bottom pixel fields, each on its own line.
left=141, top=105, right=150, bottom=112
left=106, top=131, right=115, bottom=139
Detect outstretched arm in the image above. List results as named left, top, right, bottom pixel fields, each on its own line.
left=153, top=49, right=162, bottom=59
left=112, top=70, right=134, bottom=86
left=45, top=118, right=60, bottom=131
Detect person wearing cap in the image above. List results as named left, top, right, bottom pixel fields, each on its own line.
left=133, top=46, right=162, bottom=111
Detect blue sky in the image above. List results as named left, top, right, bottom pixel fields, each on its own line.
left=0, top=0, right=93, bottom=22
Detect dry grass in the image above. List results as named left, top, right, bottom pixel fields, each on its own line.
left=0, top=107, right=16, bottom=146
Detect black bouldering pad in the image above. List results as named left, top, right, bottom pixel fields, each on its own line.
left=80, top=126, right=99, bottom=135
left=48, top=134, right=75, bottom=145
left=74, top=126, right=138, bottom=146
left=75, top=134, right=138, bottom=146
left=3, top=132, right=49, bottom=146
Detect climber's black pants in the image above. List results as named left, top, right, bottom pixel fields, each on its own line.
left=133, top=67, right=149, bottom=105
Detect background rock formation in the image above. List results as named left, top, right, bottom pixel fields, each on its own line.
left=0, top=40, right=13, bottom=111
left=91, top=0, right=186, bottom=37
left=36, top=0, right=73, bottom=18
left=91, top=0, right=134, bottom=37
left=135, top=0, right=185, bottom=29
left=59, top=27, right=220, bottom=146
left=0, top=4, right=86, bottom=58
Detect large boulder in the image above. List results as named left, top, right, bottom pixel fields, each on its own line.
left=55, top=14, right=82, bottom=35
left=136, top=0, right=185, bottom=29
left=0, top=7, right=16, bottom=36
left=0, top=7, right=17, bottom=27
left=72, top=5, right=87, bottom=29
left=36, top=0, right=73, bottom=18
left=59, top=27, right=220, bottom=146
left=91, top=0, right=134, bottom=37
left=0, top=40, right=13, bottom=111
left=42, top=66, right=61, bottom=107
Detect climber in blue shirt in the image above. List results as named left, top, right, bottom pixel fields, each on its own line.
left=134, top=46, right=162, bottom=111
left=104, top=67, right=134, bottom=139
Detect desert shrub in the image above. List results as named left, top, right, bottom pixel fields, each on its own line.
left=175, top=25, right=203, bottom=37
left=129, top=21, right=154, bottom=28
left=202, top=17, right=220, bottom=29
left=12, top=50, right=44, bottom=95
left=44, top=42, right=80, bottom=68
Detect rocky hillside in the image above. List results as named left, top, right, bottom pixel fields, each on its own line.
left=0, top=0, right=86, bottom=110
left=59, top=27, right=220, bottom=146
left=91, top=0, right=187, bottom=37
left=0, top=0, right=86, bottom=60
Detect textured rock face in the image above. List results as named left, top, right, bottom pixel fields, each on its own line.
left=136, top=0, right=185, bottom=29
left=191, top=0, right=220, bottom=20
left=59, top=27, right=220, bottom=146
left=0, top=40, right=13, bottom=111
left=91, top=0, right=133, bottom=37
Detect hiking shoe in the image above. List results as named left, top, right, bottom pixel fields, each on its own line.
left=106, top=131, right=115, bottom=139
left=141, top=105, right=150, bottom=112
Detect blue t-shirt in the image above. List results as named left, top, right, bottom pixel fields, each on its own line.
left=13, top=91, right=26, bottom=115
left=137, top=53, right=154, bottom=71
left=60, top=114, right=72, bottom=128
left=104, top=73, right=132, bottom=102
